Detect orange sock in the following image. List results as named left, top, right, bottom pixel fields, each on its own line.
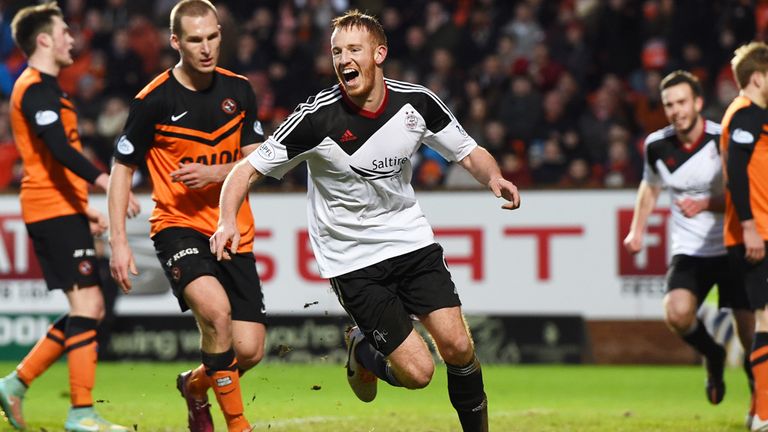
left=187, top=364, right=209, bottom=400
left=16, top=315, right=68, bottom=386
left=203, top=350, right=249, bottom=431
left=65, top=316, right=98, bottom=407
left=751, top=332, right=768, bottom=420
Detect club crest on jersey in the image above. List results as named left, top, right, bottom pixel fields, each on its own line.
left=404, top=110, right=418, bottom=130
left=221, top=98, right=237, bottom=114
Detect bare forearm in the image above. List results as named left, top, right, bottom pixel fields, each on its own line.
left=630, top=181, right=661, bottom=234
left=220, top=160, right=260, bottom=224
left=458, top=146, right=503, bottom=186
left=108, top=163, right=134, bottom=244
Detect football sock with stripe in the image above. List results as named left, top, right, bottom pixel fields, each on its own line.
left=65, top=316, right=98, bottom=407
left=681, top=319, right=724, bottom=360
left=203, top=349, right=249, bottom=431
left=751, top=332, right=768, bottom=421
left=447, top=355, right=488, bottom=432
left=354, top=338, right=401, bottom=386
left=16, top=314, right=68, bottom=387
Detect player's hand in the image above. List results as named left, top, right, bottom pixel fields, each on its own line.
left=676, top=197, right=708, bottom=218
left=489, top=177, right=520, bottom=210
left=170, top=162, right=220, bottom=189
left=110, top=239, right=138, bottom=293
left=623, top=231, right=643, bottom=255
left=127, top=192, right=141, bottom=218
left=210, top=221, right=239, bottom=261
left=85, top=206, right=108, bottom=237
left=744, top=224, right=765, bottom=264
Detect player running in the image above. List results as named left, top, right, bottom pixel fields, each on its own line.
left=624, top=70, right=753, bottom=409
left=211, top=10, right=520, bottom=432
left=108, top=1, right=266, bottom=431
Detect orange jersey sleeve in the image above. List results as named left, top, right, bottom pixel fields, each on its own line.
left=11, top=67, right=90, bottom=223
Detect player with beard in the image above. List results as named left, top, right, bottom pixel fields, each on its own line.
left=211, top=10, right=520, bottom=432
left=624, top=70, right=753, bottom=409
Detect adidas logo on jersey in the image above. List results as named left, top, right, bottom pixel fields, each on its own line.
left=340, top=129, right=357, bottom=142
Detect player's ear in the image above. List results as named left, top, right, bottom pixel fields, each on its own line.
left=170, top=33, right=180, bottom=51
left=36, top=32, right=51, bottom=50
left=374, top=45, right=387, bottom=65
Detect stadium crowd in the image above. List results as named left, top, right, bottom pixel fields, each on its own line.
left=0, top=0, right=764, bottom=191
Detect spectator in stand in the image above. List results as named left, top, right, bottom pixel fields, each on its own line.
left=559, top=158, right=600, bottom=188
left=633, top=69, right=669, bottom=135
left=499, top=74, right=541, bottom=142
left=530, top=137, right=567, bottom=186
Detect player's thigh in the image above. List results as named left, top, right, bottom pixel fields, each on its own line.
left=26, top=214, right=100, bottom=293
left=184, top=275, right=231, bottom=321
left=419, top=306, right=474, bottom=365
left=330, top=264, right=413, bottom=356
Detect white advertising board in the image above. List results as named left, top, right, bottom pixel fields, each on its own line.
left=0, top=190, right=674, bottom=319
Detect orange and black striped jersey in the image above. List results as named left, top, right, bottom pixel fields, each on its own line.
left=113, top=67, right=264, bottom=252
left=11, top=67, right=102, bottom=223
left=720, top=95, right=768, bottom=246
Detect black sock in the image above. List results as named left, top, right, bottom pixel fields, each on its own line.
left=447, top=355, right=488, bottom=432
left=745, top=353, right=755, bottom=392
left=201, top=349, right=236, bottom=375
left=681, top=320, right=724, bottom=360
left=354, top=338, right=401, bottom=386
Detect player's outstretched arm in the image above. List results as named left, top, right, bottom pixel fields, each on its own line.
left=108, top=162, right=139, bottom=293
left=624, top=180, right=661, bottom=254
left=458, top=146, right=520, bottom=210
left=210, top=159, right=263, bottom=260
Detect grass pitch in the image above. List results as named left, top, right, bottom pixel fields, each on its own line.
left=0, top=361, right=753, bottom=431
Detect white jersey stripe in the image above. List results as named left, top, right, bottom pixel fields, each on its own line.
left=273, top=87, right=341, bottom=142
left=385, top=79, right=455, bottom=121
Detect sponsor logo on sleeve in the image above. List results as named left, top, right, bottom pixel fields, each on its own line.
left=732, top=128, right=755, bottom=144
left=253, top=120, right=264, bottom=136
left=34, top=110, right=58, bottom=126
left=257, top=142, right=275, bottom=160
left=116, top=135, right=134, bottom=155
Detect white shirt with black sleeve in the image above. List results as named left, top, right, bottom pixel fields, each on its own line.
left=247, top=78, right=478, bottom=278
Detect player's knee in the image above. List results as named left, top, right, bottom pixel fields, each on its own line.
left=235, top=345, right=264, bottom=370
left=665, top=306, right=695, bottom=333
left=199, top=313, right=232, bottom=340
left=438, top=336, right=474, bottom=365
left=400, top=359, right=434, bottom=389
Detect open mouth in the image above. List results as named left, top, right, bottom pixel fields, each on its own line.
left=342, top=68, right=359, bottom=84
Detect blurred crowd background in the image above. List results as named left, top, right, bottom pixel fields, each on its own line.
left=0, top=0, right=765, bottom=191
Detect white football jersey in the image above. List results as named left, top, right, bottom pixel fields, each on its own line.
left=248, top=79, right=477, bottom=277
left=643, top=120, right=725, bottom=257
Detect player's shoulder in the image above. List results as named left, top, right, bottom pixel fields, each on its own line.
left=135, top=69, right=173, bottom=101
left=703, top=119, right=722, bottom=134
left=293, top=84, right=343, bottom=117
left=644, top=124, right=675, bottom=147
left=214, top=67, right=249, bottom=83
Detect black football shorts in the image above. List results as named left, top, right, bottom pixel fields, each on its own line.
left=666, top=254, right=749, bottom=310
left=330, top=243, right=461, bottom=356
left=25, top=213, right=100, bottom=291
left=152, top=227, right=266, bottom=323
left=728, top=244, right=768, bottom=311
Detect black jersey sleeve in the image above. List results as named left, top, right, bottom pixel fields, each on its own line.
left=114, top=96, right=164, bottom=166
left=420, top=90, right=452, bottom=134
left=726, top=108, right=762, bottom=221
left=21, top=82, right=102, bottom=183
left=239, top=80, right=264, bottom=146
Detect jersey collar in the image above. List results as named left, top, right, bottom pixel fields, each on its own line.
left=340, top=82, right=389, bottom=119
